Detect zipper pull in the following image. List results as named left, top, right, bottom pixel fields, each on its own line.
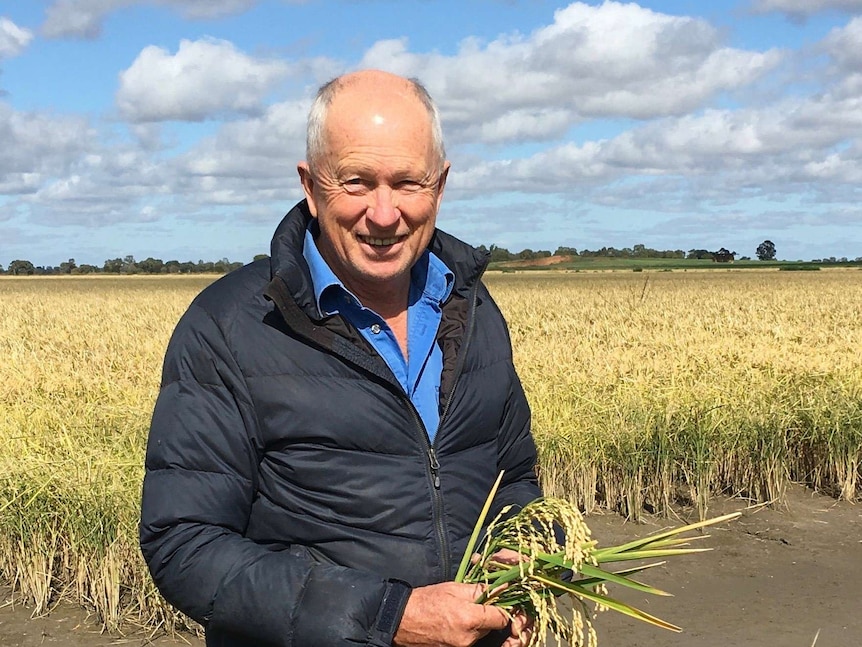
left=428, top=448, right=441, bottom=489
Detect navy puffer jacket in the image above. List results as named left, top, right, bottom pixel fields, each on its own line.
left=140, top=201, right=541, bottom=646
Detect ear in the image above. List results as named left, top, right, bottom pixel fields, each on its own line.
left=297, top=161, right=318, bottom=217
left=435, top=161, right=451, bottom=213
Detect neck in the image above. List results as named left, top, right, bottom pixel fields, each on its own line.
left=350, top=277, right=410, bottom=319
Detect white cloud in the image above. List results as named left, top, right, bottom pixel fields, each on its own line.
left=42, top=0, right=268, bottom=39
left=116, top=38, right=291, bottom=122
left=0, top=18, right=34, bottom=58
left=0, top=102, right=95, bottom=193
left=170, top=99, right=312, bottom=210
left=474, top=109, right=573, bottom=143
left=164, top=0, right=263, bottom=19
left=751, top=0, right=862, bottom=17
left=24, top=147, right=180, bottom=226
left=2, top=86, right=318, bottom=231
left=822, top=16, right=862, bottom=71
left=360, top=2, right=782, bottom=144
left=452, top=84, right=862, bottom=202
left=0, top=173, right=42, bottom=196
left=43, top=0, right=134, bottom=39
left=0, top=101, right=183, bottom=227
left=184, top=99, right=308, bottom=169
left=17, top=99, right=312, bottom=227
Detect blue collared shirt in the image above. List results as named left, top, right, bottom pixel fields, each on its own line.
left=303, top=228, right=454, bottom=442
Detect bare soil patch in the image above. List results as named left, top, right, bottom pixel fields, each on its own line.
left=0, top=593, right=202, bottom=647
left=589, top=484, right=862, bottom=647
left=1, top=485, right=859, bottom=646
left=496, top=255, right=575, bottom=268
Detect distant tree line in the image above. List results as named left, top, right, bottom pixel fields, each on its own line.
left=479, top=245, right=696, bottom=263
left=0, top=255, right=252, bottom=276
left=479, top=240, right=788, bottom=263
left=3, top=242, right=859, bottom=276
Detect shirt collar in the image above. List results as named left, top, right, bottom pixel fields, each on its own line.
left=303, top=225, right=346, bottom=315
left=302, top=225, right=454, bottom=316
left=414, top=245, right=455, bottom=308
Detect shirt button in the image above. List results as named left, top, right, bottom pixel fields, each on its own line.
left=370, top=323, right=382, bottom=334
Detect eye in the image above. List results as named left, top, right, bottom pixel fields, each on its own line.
left=394, top=179, right=423, bottom=193
left=341, top=177, right=369, bottom=194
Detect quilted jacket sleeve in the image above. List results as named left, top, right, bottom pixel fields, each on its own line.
left=139, top=303, right=409, bottom=647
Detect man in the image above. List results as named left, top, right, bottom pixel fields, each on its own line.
left=140, top=70, right=541, bottom=647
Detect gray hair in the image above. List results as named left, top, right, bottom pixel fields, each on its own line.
left=305, top=74, right=446, bottom=172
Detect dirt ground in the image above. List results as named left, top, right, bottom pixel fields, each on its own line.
left=588, top=485, right=862, bottom=647
left=1, top=484, right=860, bottom=647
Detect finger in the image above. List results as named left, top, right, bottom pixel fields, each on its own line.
left=508, top=627, right=533, bottom=647
left=472, top=581, right=512, bottom=604
left=509, top=615, right=534, bottom=645
left=491, top=548, right=527, bottom=565
left=503, top=629, right=533, bottom=647
left=479, top=602, right=511, bottom=631
left=486, top=580, right=510, bottom=600
left=509, top=609, right=526, bottom=625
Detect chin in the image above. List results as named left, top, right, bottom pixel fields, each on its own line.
left=357, top=261, right=411, bottom=285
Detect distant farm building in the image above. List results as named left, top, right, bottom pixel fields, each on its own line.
left=712, top=248, right=735, bottom=263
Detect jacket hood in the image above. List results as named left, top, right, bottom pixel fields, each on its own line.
left=269, top=200, right=489, bottom=311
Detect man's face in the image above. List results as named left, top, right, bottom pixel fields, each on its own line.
left=298, top=80, right=449, bottom=305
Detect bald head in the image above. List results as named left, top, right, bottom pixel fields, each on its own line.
left=306, top=70, right=445, bottom=173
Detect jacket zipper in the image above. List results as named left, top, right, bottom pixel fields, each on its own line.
left=399, top=271, right=484, bottom=581
left=401, top=400, right=451, bottom=578
left=428, top=447, right=441, bottom=488
left=427, top=273, right=484, bottom=579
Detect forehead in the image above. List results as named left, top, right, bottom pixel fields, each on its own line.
left=322, top=84, right=435, bottom=163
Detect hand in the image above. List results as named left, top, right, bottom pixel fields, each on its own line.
left=470, top=547, right=526, bottom=572
left=483, top=548, right=525, bottom=567
left=393, top=581, right=510, bottom=647
left=480, top=550, right=535, bottom=647
left=472, top=548, right=527, bottom=599
left=501, top=609, right=535, bottom=647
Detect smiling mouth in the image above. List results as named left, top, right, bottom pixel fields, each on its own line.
left=358, top=234, right=407, bottom=247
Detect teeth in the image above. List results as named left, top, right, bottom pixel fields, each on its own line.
left=362, top=235, right=402, bottom=246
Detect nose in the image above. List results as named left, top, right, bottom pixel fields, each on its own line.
left=366, top=185, right=400, bottom=229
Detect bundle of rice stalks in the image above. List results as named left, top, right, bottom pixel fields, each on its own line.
left=456, top=472, right=740, bottom=646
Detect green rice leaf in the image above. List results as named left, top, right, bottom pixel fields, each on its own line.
left=595, top=547, right=712, bottom=563
left=572, top=561, right=668, bottom=588
left=455, top=470, right=505, bottom=583
left=575, top=562, right=673, bottom=596
left=594, top=511, right=740, bottom=558
left=533, top=575, right=682, bottom=633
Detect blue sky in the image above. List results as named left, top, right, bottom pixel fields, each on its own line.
left=2, top=0, right=862, bottom=267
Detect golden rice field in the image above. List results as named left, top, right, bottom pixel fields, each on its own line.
left=1, top=269, right=861, bottom=632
